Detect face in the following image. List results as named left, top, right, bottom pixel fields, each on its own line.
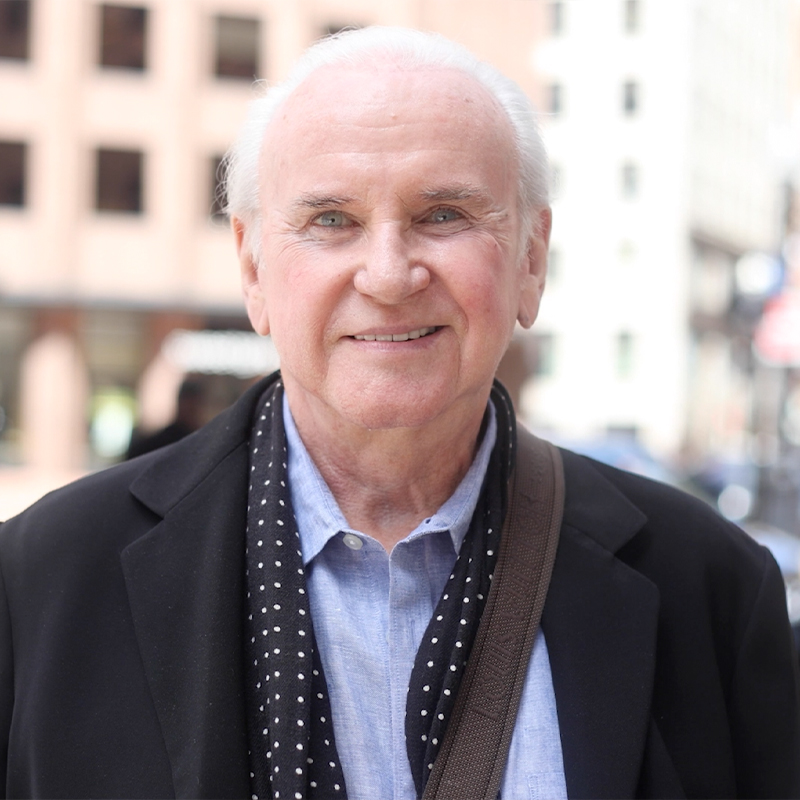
left=236, top=64, right=550, bottom=435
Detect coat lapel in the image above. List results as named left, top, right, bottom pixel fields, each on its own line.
left=120, top=376, right=275, bottom=798
left=543, top=449, right=661, bottom=800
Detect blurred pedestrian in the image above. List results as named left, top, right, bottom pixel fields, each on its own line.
left=126, top=377, right=205, bottom=459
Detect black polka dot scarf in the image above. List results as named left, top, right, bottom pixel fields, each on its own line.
left=243, top=375, right=515, bottom=800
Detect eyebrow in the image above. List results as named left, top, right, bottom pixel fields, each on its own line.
left=418, top=185, right=495, bottom=206
left=291, top=194, right=355, bottom=211
left=290, top=186, right=497, bottom=212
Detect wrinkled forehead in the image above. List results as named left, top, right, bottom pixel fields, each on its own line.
left=261, top=61, right=517, bottom=165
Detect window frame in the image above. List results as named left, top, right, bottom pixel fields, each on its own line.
left=621, top=161, right=639, bottom=199
left=213, top=14, right=261, bottom=80
left=0, top=140, right=27, bottom=208
left=0, top=0, right=30, bottom=61
left=98, top=3, right=148, bottom=71
left=624, top=0, right=641, bottom=34
left=622, top=80, right=639, bottom=116
left=548, top=1, right=565, bottom=36
left=94, top=147, right=145, bottom=214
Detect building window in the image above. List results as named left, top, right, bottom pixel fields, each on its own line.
left=95, top=148, right=143, bottom=213
left=618, top=239, right=637, bottom=265
left=622, top=81, right=639, bottom=115
left=533, top=333, right=556, bottom=377
left=621, top=162, right=639, bottom=198
left=615, top=332, right=635, bottom=378
left=0, top=141, right=26, bottom=207
left=214, top=15, right=260, bottom=79
left=0, top=0, right=29, bottom=61
left=548, top=83, right=563, bottom=116
left=548, top=2, right=565, bottom=36
left=99, top=4, right=147, bottom=70
left=624, top=0, right=641, bottom=33
left=607, top=424, right=638, bottom=439
left=209, top=155, right=227, bottom=219
left=321, top=23, right=361, bottom=38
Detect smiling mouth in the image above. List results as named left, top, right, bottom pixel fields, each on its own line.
left=352, top=326, right=440, bottom=342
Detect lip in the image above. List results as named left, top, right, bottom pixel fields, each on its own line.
left=349, top=325, right=441, bottom=342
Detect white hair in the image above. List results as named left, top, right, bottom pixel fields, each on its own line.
left=223, top=26, right=550, bottom=263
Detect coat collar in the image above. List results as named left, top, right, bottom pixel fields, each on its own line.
left=543, top=448, right=660, bottom=799
left=120, top=374, right=278, bottom=798
left=128, top=373, right=278, bottom=518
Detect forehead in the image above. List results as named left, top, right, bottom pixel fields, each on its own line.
left=260, top=63, right=518, bottom=193
left=279, top=61, right=507, bottom=128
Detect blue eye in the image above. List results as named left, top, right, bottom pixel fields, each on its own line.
left=313, top=210, right=351, bottom=227
left=427, top=207, right=462, bottom=223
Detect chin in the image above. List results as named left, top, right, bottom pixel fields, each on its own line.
left=338, top=399, right=445, bottom=431
left=331, top=382, right=459, bottom=432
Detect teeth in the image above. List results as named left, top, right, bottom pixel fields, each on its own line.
left=353, top=326, right=436, bottom=342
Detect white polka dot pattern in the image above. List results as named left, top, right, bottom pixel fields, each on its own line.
left=404, top=384, right=513, bottom=796
left=245, top=381, right=346, bottom=800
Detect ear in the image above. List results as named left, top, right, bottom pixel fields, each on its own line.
left=233, top=217, right=270, bottom=336
left=517, top=207, right=552, bottom=329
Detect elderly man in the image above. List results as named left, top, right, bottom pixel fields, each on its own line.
left=0, top=27, right=798, bottom=800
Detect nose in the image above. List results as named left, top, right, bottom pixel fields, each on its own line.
left=353, top=223, right=430, bottom=304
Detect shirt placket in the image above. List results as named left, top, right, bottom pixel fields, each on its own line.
left=388, top=535, right=449, bottom=800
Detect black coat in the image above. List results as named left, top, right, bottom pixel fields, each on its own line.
left=1, top=375, right=798, bottom=798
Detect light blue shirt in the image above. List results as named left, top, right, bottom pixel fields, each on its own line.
left=284, top=395, right=567, bottom=800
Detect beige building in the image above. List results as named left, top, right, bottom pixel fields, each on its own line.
left=0, top=0, right=544, bottom=496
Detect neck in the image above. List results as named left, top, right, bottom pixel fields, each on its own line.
left=286, top=389, right=490, bottom=551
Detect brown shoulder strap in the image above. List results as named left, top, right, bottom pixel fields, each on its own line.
left=422, top=426, right=565, bottom=800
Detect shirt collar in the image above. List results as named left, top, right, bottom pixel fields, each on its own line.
left=283, top=394, right=497, bottom=565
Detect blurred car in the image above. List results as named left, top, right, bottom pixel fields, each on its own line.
left=740, top=520, right=800, bottom=623
left=544, top=434, right=711, bottom=501
left=742, top=520, right=800, bottom=577
left=689, top=459, right=759, bottom=522
left=544, top=434, right=800, bottom=622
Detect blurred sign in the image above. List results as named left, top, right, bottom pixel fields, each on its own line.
left=735, top=252, right=783, bottom=297
left=754, top=290, right=800, bottom=366
left=163, top=329, right=280, bottom=378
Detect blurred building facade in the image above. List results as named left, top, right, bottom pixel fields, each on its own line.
left=0, top=0, right=797, bottom=507
left=526, top=0, right=794, bottom=471
left=0, top=0, right=543, bottom=474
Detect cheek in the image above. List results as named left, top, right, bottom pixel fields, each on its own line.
left=266, top=244, right=321, bottom=317
left=265, top=249, right=350, bottom=350
left=456, top=244, right=520, bottom=331
left=272, top=238, right=357, bottom=290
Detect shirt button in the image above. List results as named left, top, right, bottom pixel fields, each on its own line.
left=342, top=533, right=363, bottom=550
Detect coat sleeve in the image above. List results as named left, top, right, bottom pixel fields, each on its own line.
left=729, top=549, right=800, bottom=798
left=0, top=530, right=12, bottom=799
